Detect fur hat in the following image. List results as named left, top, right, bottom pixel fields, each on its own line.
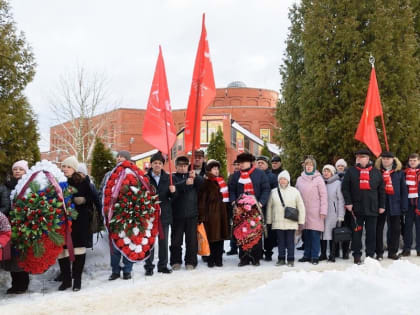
left=236, top=152, right=255, bottom=163
left=77, top=163, right=88, bottom=175
left=355, top=148, right=371, bottom=156
left=12, top=160, right=29, bottom=173
left=62, top=156, right=79, bottom=171
left=380, top=151, right=394, bottom=158
left=150, top=152, right=165, bottom=164
left=175, top=156, right=189, bottom=165
left=117, top=150, right=131, bottom=161
left=277, top=170, right=290, bottom=183
left=335, top=159, right=347, bottom=168
left=205, top=159, right=221, bottom=172
left=322, top=164, right=336, bottom=175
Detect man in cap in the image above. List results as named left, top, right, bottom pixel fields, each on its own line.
left=374, top=151, right=407, bottom=260
left=256, top=155, right=277, bottom=261
left=192, top=149, right=206, bottom=177
left=229, top=152, right=271, bottom=266
left=144, top=152, right=176, bottom=276
left=271, top=156, right=283, bottom=176
left=170, top=156, right=204, bottom=270
left=341, top=148, right=385, bottom=264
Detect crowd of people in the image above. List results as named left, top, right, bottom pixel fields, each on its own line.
left=0, top=147, right=419, bottom=294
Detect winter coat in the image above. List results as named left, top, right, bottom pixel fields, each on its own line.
left=265, top=169, right=278, bottom=189
left=341, top=163, right=385, bottom=216
left=0, top=184, right=10, bottom=215
left=374, top=158, right=408, bottom=216
left=266, top=184, right=306, bottom=230
left=229, top=167, right=271, bottom=207
left=0, top=211, right=11, bottom=261
left=198, top=176, right=229, bottom=242
left=68, top=174, right=100, bottom=248
left=322, top=174, right=345, bottom=240
left=171, top=172, right=203, bottom=220
left=146, top=169, right=174, bottom=226
left=296, top=171, right=328, bottom=232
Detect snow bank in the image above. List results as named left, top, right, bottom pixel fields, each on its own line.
left=1, top=233, right=420, bottom=315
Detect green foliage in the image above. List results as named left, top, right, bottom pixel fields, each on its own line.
left=32, top=240, right=45, bottom=258
left=206, top=127, right=228, bottom=179
left=260, top=141, right=272, bottom=159
left=277, top=0, right=420, bottom=181
left=48, top=230, right=64, bottom=246
left=0, top=0, right=39, bottom=179
left=91, top=137, right=115, bottom=188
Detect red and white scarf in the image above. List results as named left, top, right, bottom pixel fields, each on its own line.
left=210, top=176, right=229, bottom=202
left=405, top=168, right=419, bottom=199
left=381, top=169, right=395, bottom=195
left=356, top=166, right=372, bottom=190
left=239, top=166, right=256, bottom=195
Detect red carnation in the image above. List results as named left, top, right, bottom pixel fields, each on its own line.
left=122, top=180, right=129, bottom=186
left=121, top=203, right=126, bottom=208
left=143, top=244, right=150, bottom=252
left=56, top=209, right=62, bottom=214
left=33, top=224, right=38, bottom=230
left=29, top=199, right=34, bottom=204
left=116, top=239, right=125, bottom=248
left=39, top=192, right=45, bottom=197
left=148, top=237, right=155, bottom=245
left=122, top=246, right=131, bottom=255
left=48, top=200, right=53, bottom=204
left=127, top=192, right=132, bottom=196
left=129, top=252, right=138, bottom=260
left=138, top=251, right=145, bottom=259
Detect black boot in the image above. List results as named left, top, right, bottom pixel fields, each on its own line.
left=72, top=254, right=86, bottom=291
left=319, top=240, right=327, bottom=261
left=58, top=257, right=72, bottom=291
left=328, top=241, right=336, bottom=262
left=7, top=272, right=29, bottom=294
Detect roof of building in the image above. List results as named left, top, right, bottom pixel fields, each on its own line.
left=227, top=81, right=247, bottom=88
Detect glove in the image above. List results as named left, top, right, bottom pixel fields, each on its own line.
left=415, top=209, right=420, bottom=216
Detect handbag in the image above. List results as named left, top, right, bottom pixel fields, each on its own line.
left=277, top=187, right=299, bottom=222
left=197, top=223, right=210, bottom=256
left=332, top=222, right=352, bottom=242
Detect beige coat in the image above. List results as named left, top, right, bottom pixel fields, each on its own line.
left=266, top=184, right=306, bottom=230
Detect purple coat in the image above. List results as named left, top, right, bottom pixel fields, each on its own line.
left=296, top=171, right=328, bottom=232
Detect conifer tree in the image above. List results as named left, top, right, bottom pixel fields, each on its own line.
left=91, top=137, right=115, bottom=188
left=206, top=127, right=228, bottom=180
left=260, top=141, right=272, bottom=159
left=0, top=0, right=39, bottom=179
left=278, top=0, right=420, bottom=180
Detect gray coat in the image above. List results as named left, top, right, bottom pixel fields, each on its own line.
left=322, top=174, right=345, bottom=240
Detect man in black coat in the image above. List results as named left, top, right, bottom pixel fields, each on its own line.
left=144, top=152, right=176, bottom=276
left=341, top=149, right=385, bottom=264
left=170, top=156, right=203, bottom=270
left=271, top=155, right=283, bottom=176
left=229, top=152, right=271, bottom=266
left=256, top=155, right=277, bottom=261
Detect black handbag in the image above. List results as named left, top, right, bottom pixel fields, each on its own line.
left=332, top=223, right=352, bottom=242
left=277, top=187, right=299, bottom=222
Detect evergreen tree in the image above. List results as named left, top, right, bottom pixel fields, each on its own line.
left=206, top=127, right=228, bottom=180
left=91, top=137, right=115, bottom=188
left=260, top=141, right=272, bottom=159
left=0, top=0, right=39, bottom=179
left=278, top=0, right=420, bottom=180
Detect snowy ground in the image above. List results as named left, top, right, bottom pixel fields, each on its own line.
left=1, top=233, right=420, bottom=315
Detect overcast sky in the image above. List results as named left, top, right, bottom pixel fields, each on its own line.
left=10, top=0, right=298, bottom=151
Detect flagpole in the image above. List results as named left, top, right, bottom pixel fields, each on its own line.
left=159, top=45, right=174, bottom=185
left=370, top=54, right=389, bottom=151
left=190, top=13, right=206, bottom=168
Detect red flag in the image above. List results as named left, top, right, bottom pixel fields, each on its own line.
left=184, top=14, right=216, bottom=152
left=142, top=46, right=176, bottom=155
left=354, top=67, right=386, bottom=157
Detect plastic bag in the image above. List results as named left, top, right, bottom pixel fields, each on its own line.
left=197, top=223, right=210, bottom=256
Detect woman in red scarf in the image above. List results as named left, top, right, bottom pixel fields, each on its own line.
left=198, top=160, right=229, bottom=267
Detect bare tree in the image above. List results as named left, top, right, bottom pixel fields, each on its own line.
left=49, top=66, right=118, bottom=164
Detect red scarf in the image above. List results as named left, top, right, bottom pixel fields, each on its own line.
left=405, top=168, right=419, bottom=199
left=356, top=166, right=372, bottom=190
left=239, top=166, right=256, bottom=195
left=381, top=169, right=395, bottom=195
left=209, top=176, right=229, bottom=202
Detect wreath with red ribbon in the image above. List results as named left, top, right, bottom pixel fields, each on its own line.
left=103, top=161, right=160, bottom=262
left=233, top=194, right=263, bottom=251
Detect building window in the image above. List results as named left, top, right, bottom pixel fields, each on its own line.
left=231, top=128, right=237, bottom=149
left=260, top=128, right=270, bottom=142
left=200, top=120, right=223, bottom=144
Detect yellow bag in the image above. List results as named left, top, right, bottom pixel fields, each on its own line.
left=197, top=223, right=210, bottom=256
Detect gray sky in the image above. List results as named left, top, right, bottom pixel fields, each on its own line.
left=10, top=0, right=297, bottom=151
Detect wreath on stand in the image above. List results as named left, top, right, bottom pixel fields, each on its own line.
left=233, top=194, right=263, bottom=251
left=102, top=161, right=160, bottom=262
left=9, top=160, right=77, bottom=274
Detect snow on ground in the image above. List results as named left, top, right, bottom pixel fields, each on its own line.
left=1, top=233, right=420, bottom=315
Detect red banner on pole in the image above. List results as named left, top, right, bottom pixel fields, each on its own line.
left=142, top=46, right=176, bottom=156
left=354, top=67, right=388, bottom=157
left=184, top=13, right=216, bottom=154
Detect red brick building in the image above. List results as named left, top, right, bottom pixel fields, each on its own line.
left=43, top=82, right=280, bottom=173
